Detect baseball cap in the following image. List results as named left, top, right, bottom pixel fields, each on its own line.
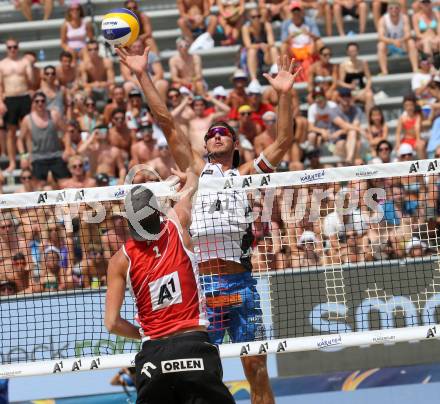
left=299, top=231, right=316, bottom=244
left=125, top=185, right=162, bottom=241
left=262, top=111, right=276, bottom=120
left=290, top=1, right=303, bottom=10
left=213, top=86, right=228, bottom=98
left=398, top=143, right=414, bottom=156
left=129, top=88, right=142, bottom=97
left=238, top=104, right=253, bottom=114
left=179, top=86, right=193, bottom=96
left=338, top=87, right=352, bottom=97
left=247, top=80, right=263, bottom=95
left=232, top=69, right=248, bottom=80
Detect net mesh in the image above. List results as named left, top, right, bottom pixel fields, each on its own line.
left=1, top=161, right=440, bottom=369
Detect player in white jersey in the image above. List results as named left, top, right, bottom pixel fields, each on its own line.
left=116, top=46, right=300, bottom=404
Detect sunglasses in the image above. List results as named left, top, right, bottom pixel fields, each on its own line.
left=401, top=153, right=413, bottom=158
left=251, top=14, right=261, bottom=19
left=240, top=112, right=252, bottom=116
left=20, top=176, right=32, bottom=180
left=34, top=99, right=46, bottom=104
left=86, top=102, right=95, bottom=107
left=7, top=45, right=18, bottom=50
left=45, top=71, right=56, bottom=76
left=204, top=126, right=234, bottom=141
left=168, top=93, right=180, bottom=99
left=71, top=163, right=83, bottom=169
left=113, top=116, right=125, bottom=122
left=378, top=147, right=390, bottom=151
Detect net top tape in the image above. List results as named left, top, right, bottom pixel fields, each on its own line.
left=0, top=160, right=432, bottom=209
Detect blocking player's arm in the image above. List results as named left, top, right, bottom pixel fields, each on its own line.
left=116, top=47, right=204, bottom=174
left=239, top=56, right=299, bottom=175
left=105, top=249, right=142, bottom=340
left=172, top=167, right=199, bottom=231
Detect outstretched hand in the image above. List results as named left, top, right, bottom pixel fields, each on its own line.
left=263, top=55, right=302, bottom=94
left=115, top=46, right=149, bottom=76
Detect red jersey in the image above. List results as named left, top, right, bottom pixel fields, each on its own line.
left=123, top=219, right=209, bottom=340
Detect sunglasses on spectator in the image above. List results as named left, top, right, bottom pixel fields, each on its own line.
left=113, top=116, right=125, bottom=122
left=240, top=112, right=252, bottom=116
left=71, top=163, right=83, bottom=169
left=34, top=99, right=46, bottom=104
left=250, top=14, right=261, bottom=19
left=401, top=153, right=413, bottom=158
left=21, top=175, right=32, bottom=181
left=168, top=93, right=180, bottom=99
left=378, top=147, right=390, bottom=151
left=86, top=102, right=95, bottom=107
left=7, top=45, right=18, bottom=50
left=204, top=126, right=234, bottom=141
left=45, top=71, right=56, bottom=76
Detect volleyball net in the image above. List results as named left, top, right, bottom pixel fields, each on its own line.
left=1, top=160, right=440, bottom=378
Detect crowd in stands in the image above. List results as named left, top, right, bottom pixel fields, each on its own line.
left=1, top=0, right=440, bottom=296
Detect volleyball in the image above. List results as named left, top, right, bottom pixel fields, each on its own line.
left=101, top=8, right=140, bottom=47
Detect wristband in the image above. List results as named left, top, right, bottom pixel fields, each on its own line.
left=254, top=152, right=276, bottom=174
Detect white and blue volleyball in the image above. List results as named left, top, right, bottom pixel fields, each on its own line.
left=101, top=8, right=140, bottom=47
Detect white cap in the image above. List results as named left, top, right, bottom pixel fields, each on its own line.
left=369, top=157, right=383, bottom=165
left=398, top=143, right=415, bottom=156
left=233, top=69, right=248, bottom=80
left=299, top=231, right=317, bottom=244
left=406, top=237, right=427, bottom=253
left=247, top=80, right=263, bottom=95
left=213, top=86, right=228, bottom=98
left=269, top=64, right=278, bottom=75
left=179, top=86, right=193, bottom=96
left=262, top=111, right=276, bottom=121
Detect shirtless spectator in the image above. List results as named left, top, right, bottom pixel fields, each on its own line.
left=16, top=168, right=38, bottom=193
left=333, top=0, right=369, bottom=37
left=145, top=139, right=177, bottom=179
left=0, top=38, right=33, bottom=172
left=129, top=122, right=159, bottom=167
left=124, top=0, right=159, bottom=54
left=126, top=89, right=149, bottom=137
left=23, top=51, right=41, bottom=92
left=82, top=125, right=126, bottom=186
left=63, top=119, right=83, bottom=158
left=40, top=65, right=67, bottom=116
left=120, top=39, right=168, bottom=101
left=169, top=38, right=205, bottom=95
left=177, top=0, right=217, bottom=42
left=56, top=51, right=79, bottom=93
left=5, top=253, right=31, bottom=293
left=80, top=40, right=115, bottom=100
left=62, top=155, right=96, bottom=188
left=377, top=2, right=418, bottom=75
left=108, top=108, right=132, bottom=157
left=227, top=69, right=249, bottom=110
left=254, top=110, right=277, bottom=155
left=187, top=95, right=231, bottom=157
left=238, top=105, right=260, bottom=143
left=18, top=92, right=70, bottom=188
left=0, top=212, right=28, bottom=263
left=169, top=88, right=194, bottom=135
left=246, top=80, right=274, bottom=131
left=103, top=86, right=126, bottom=125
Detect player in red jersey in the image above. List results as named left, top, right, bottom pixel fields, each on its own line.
left=105, top=169, right=235, bottom=404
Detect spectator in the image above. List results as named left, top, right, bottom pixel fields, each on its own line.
left=103, top=86, right=127, bottom=125
left=307, top=46, right=339, bottom=104
left=376, top=139, right=393, bottom=163
left=63, top=119, right=83, bottom=158
left=169, top=88, right=194, bottom=136
left=411, top=57, right=434, bottom=102
left=176, top=0, right=217, bottom=42
left=0, top=212, right=27, bottom=263
left=217, top=0, right=246, bottom=45
left=18, top=92, right=70, bottom=188
left=302, top=0, right=332, bottom=37
left=366, top=106, right=388, bottom=156
left=238, top=104, right=260, bottom=142
left=427, top=116, right=440, bottom=157
left=108, top=108, right=132, bottom=157
left=280, top=2, right=321, bottom=82
left=121, top=39, right=168, bottom=100
left=129, top=122, right=159, bottom=166
left=80, top=40, right=115, bottom=100
left=141, top=139, right=177, bottom=179
left=39, top=65, right=67, bottom=116
left=331, top=88, right=363, bottom=164
left=377, top=2, right=418, bottom=75
left=78, top=244, right=107, bottom=288
left=307, top=87, right=338, bottom=150
left=395, top=95, right=425, bottom=158
left=0, top=280, right=17, bottom=296
left=246, top=80, right=274, bottom=131
left=412, top=0, right=440, bottom=58
left=372, top=0, right=406, bottom=30
left=62, top=155, right=96, bottom=188
left=36, top=246, right=74, bottom=292
left=333, top=0, right=368, bottom=36
left=126, top=89, right=149, bottom=136
left=169, top=38, right=204, bottom=95
left=78, top=97, right=102, bottom=133
left=18, top=0, right=53, bottom=21
left=259, top=0, right=289, bottom=22
left=110, top=368, right=136, bottom=388
left=253, top=110, right=276, bottom=156
left=124, top=0, right=159, bottom=54
left=101, top=206, right=129, bottom=255
left=241, top=9, right=278, bottom=83
left=80, top=126, right=127, bottom=186
left=60, top=2, right=94, bottom=60
left=227, top=69, right=249, bottom=110
left=17, top=168, right=38, bottom=193
left=339, top=42, right=374, bottom=116
left=23, top=51, right=41, bottom=92
left=187, top=95, right=231, bottom=156
left=56, top=51, right=79, bottom=93
left=0, top=38, right=33, bottom=172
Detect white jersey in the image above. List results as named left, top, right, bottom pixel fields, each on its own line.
left=190, top=163, right=253, bottom=268
left=383, top=13, right=404, bottom=39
